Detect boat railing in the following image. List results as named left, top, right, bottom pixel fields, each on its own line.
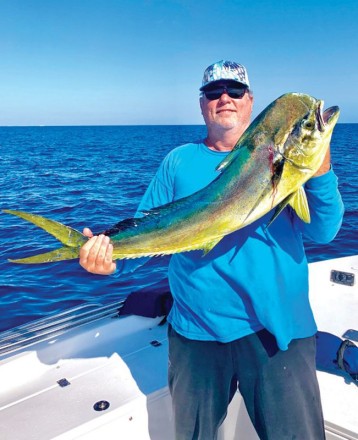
left=0, top=300, right=125, bottom=357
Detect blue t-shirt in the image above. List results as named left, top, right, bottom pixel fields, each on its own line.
left=118, top=141, right=344, bottom=350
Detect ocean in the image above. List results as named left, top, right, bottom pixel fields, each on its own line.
left=0, top=124, right=357, bottom=332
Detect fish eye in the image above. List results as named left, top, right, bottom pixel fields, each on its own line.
left=303, top=121, right=314, bottom=129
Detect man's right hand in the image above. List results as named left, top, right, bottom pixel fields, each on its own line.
left=79, top=228, right=117, bottom=275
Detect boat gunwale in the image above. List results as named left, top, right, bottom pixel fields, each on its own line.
left=0, top=300, right=125, bottom=356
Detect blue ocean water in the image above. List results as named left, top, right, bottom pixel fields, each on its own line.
left=0, top=124, right=357, bottom=332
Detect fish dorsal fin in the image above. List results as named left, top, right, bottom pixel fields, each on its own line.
left=267, top=187, right=310, bottom=228
left=288, top=187, right=310, bottom=223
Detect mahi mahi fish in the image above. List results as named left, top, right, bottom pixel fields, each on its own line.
left=3, top=93, right=340, bottom=264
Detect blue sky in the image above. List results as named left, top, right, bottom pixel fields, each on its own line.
left=0, top=0, right=357, bottom=125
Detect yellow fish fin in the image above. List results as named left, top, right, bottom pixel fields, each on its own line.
left=266, top=187, right=310, bottom=229
left=288, top=187, right=311, bottom=223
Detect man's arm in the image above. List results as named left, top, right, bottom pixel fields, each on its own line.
left=300, top=147, right=344, bottom=243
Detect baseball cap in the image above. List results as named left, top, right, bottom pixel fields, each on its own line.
left=200, top=60, right=250, bottom=91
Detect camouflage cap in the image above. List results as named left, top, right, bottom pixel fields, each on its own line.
left=200, top=60, right=250, bottom=91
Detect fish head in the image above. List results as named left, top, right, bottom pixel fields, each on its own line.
left=276, top=93, right=340, bottom=181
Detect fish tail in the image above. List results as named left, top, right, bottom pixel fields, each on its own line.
left=8, top=247, right=81, bottom=264
left=3, top=209, right=86, bottom=264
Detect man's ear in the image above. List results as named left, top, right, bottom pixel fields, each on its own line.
left=199, top=96, right=205, bottom=115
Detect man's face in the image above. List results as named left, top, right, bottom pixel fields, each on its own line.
left=200, top=82, right=254, bottom=133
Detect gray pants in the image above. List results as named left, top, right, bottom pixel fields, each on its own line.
left=168, top=326, right=325, bottom=440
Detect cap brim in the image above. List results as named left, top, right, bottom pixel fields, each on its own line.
left=199, top=79, right=248, bottom=91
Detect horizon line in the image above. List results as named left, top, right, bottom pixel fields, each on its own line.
left=0, top=122, right=356, bottom=128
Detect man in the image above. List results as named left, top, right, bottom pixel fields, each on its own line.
left=80, top=60, right=344, bottom=439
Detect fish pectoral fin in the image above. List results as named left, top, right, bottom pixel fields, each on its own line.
left=244, top=179, right=281, bottom=225
left=8, top=246, right=80, bottom=264
left=288, top=187, right=311, bottom=223
left=266, top=196, right=291, bottom=229
left=202, top=237, right=223, bottom=256
left=266, top=187, right=310, bottom=229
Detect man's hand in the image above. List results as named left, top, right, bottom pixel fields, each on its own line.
left=79, top=228, right=116, bottom=275
left=314, top=147, right=331, bottom=177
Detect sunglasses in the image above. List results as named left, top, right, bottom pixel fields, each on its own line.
left=203, top=86, right=247, bottom=101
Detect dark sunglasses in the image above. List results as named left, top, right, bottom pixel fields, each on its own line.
left=203, top=86, right=247, bottom=101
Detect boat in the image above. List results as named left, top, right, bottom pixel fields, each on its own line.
left=0, top=255, right=357, bottom=440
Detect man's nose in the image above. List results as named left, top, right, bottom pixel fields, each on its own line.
left=218, top=90, right=230, bottom=102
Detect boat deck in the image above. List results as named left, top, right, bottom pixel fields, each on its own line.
left=0, top=255, right=357, bottom=439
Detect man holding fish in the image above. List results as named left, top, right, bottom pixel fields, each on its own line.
left=70, top=61, right=345, bottom=438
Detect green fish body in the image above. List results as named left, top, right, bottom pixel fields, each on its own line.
left=4, top=93, right=340, bottom=264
